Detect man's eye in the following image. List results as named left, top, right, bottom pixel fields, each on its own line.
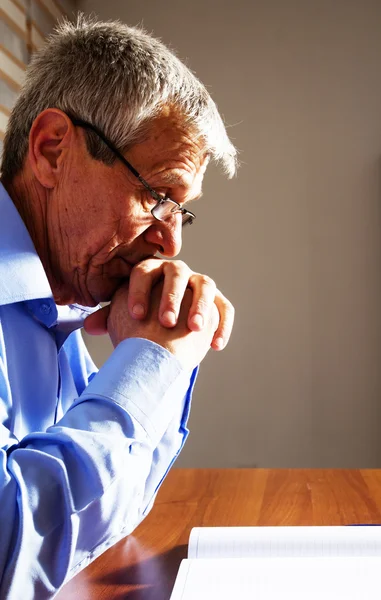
left=142, top=193, right=164, bottom=213
left=145, top=189, right=167, bottom=205
left=143, top=192, right=159, bottom=207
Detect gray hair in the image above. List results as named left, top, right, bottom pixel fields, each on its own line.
left=1, top=15, right=237, bottom=181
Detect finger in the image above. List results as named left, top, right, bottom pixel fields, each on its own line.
left=83, top=305, right=110, bottom=335
left=127, top=258, right=166, bottom=320
left=158, top=261, right=192, bottom=327
left=211, top=291, right=235, bottom=350
left=187, top=273, right=217, bottom=331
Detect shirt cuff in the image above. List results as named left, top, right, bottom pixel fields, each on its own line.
left=76, top=337, right=195, bottom=446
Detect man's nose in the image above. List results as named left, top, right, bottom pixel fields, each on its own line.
left=144, top=215, right=183, bottom=258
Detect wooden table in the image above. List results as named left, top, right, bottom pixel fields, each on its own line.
left=57, top=468, right=381, bottom=599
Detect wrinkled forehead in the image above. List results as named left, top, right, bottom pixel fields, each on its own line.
left=128, top=109, right=210, bottom=178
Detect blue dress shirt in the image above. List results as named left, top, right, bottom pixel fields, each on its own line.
left=0, top=183, right=197, bottom=599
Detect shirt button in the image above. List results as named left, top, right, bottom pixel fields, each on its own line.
left=40, top=302, right=52, bottom=315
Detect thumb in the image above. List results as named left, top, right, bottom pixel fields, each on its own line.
left=83, top=305, right=111, bottom=335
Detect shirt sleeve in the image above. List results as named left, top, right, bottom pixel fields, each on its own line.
left=0, top=337, right=197, bottom=600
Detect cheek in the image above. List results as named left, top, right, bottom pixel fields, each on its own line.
left=65, top=182, right=148, bottom=259
left=118, top=204, right=153, bottom=242
left=87, top=215, right=146, bottom=264
left=122, top=217, right=145, bottom=241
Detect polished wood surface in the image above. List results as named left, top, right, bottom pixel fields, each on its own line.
left=57, top=469, right=381, bottom=599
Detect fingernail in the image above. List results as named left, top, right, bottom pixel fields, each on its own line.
left=132, top=304, right=145, bottom=317
left=162, top=310, right=176, bottom=325
left=191, top=314, right=204, bottom=329
left=214, top=337, right=224, bottom=350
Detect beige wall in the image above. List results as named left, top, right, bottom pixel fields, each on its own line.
left=79, top=0, right=381, bottom=468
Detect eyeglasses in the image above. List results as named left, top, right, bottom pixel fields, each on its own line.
left=70, top=117, right=196, bottom=227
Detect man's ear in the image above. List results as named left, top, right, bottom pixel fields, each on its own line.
left=28, top=109, right=74, bottom=189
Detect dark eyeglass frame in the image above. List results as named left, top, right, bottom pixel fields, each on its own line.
left=70, top=117, right=196, bottom=227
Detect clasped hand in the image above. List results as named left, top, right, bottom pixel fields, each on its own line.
left=84, top=258, right=235, bottom=370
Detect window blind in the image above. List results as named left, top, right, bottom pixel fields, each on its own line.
left=0, top=0, right=76, bottom=156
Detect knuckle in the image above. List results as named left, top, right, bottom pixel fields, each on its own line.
left=173, top=259, right=187, bottom=271
left=198, top=274, right=215, bottom=288
left=165, top=291, right=182, bottom=305
left=129, top=290, right=148, bottom=302
left=169, top=260, right=191, bottom=277
left=194, top=297, right=210, bottom=312
left=131, top=262, right=151, bottom=276
left=166, top=269, right=184, bottom=283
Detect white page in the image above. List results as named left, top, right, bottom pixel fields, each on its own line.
left=170, top=556, right=381, bottom=600
left=188, top=526, right=381, bottom=559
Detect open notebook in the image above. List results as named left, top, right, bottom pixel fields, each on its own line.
left=170, top=526, right=381, bottom=599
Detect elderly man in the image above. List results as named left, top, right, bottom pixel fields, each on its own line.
left=0, top=16, right=236, bottom=599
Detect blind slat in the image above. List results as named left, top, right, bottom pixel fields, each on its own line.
left=0, top=109, right=9, bottom=135
left=0, top=43, right=27, bottom=69
left=0, top=7, right=27, bottom=41
left=0, top=103, right=11, bottom=117
left=34, top=0, right=65, bottom=22
left=11, top=0, right=27, bottom=9
left=0, top=69, right=20, bottom=91
left=0, top=0, right=74, bottom=159
left=31, top=23, right=45, bottom=49
left=1, top=0, right=27, bottom=33
left=31, top=1, right=55, bottom=38
left=0, top=78, right=18, bottom=110
left=0, top=18, right=28, bottom=64
left=10, top=0, right=26, bottom=15
left=0, top=48, right=25, bottom=87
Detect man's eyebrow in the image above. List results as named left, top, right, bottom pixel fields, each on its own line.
left=159, top=172, right=189, bottom=186
left=155, top=172, right=203, bottom=202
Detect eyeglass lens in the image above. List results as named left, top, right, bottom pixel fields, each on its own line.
left=152, top=199, right=195, bottom=226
